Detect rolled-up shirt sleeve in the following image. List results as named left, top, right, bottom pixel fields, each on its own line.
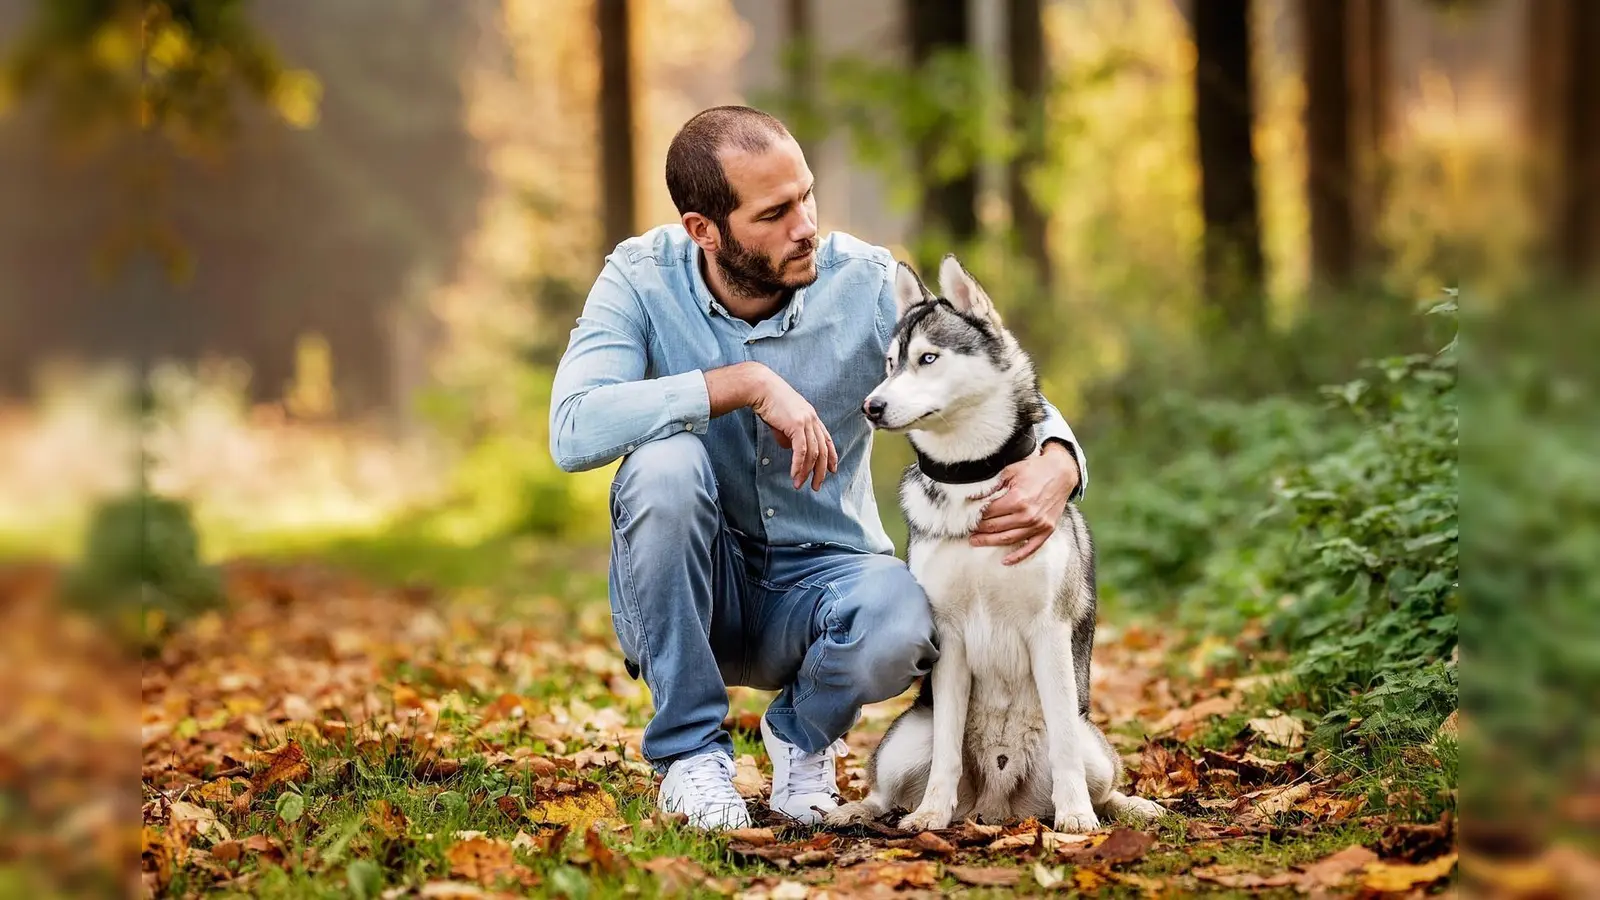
left=1035, top=397, right=1088, bottom=501
left=548, top=258, right=711, bottom=472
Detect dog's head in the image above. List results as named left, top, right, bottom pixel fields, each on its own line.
left=862, top=254, right=1039, bottom=435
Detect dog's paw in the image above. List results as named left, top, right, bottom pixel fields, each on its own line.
left=1113, top=794, right=1168, bottom=824
left=1053, top=810, right=1100, bottom=834
left=824, top=802, right=879, bottom=827
left=899, top=807, right=952, bottom=833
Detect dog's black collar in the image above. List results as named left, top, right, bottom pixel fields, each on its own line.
left=914, top=424, right=1038, bottom=485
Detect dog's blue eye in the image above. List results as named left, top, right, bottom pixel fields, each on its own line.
left=919, top=353, right=939, bottom=365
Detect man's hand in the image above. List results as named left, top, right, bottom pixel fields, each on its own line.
left=969, top=443, right=1081, bottom=565
left=743, top=366, right=838, bottom=491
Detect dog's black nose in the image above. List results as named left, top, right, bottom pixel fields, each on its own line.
left=864, top=397, right=886, bottom=421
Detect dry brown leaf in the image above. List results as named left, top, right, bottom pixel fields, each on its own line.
left=368, top=798, right=409, bottom=840
left=732, top=754, right=767, bottom=798
left=641, top=856, right=710, bottom=895
left=446, top=836, right=519, bottom=885
left=833, top=860, right=940, bottom=891
left=724, top=827, right=777, bottom=846
left=912, top=831, right=956, bottom=856
left=1298, top=844, right=1378, bottom=890
left=1361, top=852, right=1457, bottom=892
left=948, top=865, right=1022, bottom=887
left=1148, top=694, right=1240, bottom=739
left=580, top=826, right=624, bottom=875
left=1247, top=714, right=1306, bottom=749
left=1032, top=862, right=1066, bottom=888
left=1060, top=827, right=1155, bottom=867
left=1192, top=865, right=1298, bottom=889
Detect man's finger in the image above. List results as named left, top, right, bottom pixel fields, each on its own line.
left=1004, top=532, right=1051, bottom=566
left=811, top=422, right=829, bottom=490
left=973, top=512, right=1032, bottom=533
left=791, top=431, right=809, bottom=487
left=825, top=427, right=839, bottom=473
left=970, top=526, right=1036, bottom=547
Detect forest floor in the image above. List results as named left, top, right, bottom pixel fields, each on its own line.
left=106, top=540, right=1473, bottom=898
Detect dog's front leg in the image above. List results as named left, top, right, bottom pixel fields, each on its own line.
left=899, top=631, right=969, bottom=832
left=1027, top=621, right=1099, bottom=833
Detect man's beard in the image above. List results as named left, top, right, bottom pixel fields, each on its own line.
left=717, top=230, right=818, bottom=299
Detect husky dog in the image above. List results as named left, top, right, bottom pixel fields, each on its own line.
left=825, top=256, right=1165, bottom=834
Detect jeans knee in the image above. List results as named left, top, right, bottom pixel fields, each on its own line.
left=843, top=568, right=938, bottom=700
left=612, top=433, right=717, bottom=522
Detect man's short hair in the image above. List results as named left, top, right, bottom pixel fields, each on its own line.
left=665, top=106, right=791, bottom=234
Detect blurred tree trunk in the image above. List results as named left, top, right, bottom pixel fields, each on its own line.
left=785, top=0, right=817, bottom=163
left=1192, top=0, right=1264, bottom=327
left=598, top=0, right=637, bottom=254
left=1303, top=0, right=1355, bottom=296
left=1007, top=0, right=1051, bottom=288
left=1349, top=0, right=1391, bottom=276
left=1528, top=0, right=1600, bottom=284
left=908, top=0, right=978, bottom=252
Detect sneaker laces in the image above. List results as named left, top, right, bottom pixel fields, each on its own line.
left=784, top=739, right=849, bottom=797
left=676, top=753, right=745, bottom=808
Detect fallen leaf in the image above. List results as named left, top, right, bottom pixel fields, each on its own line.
left=1060, top=827, right=1154, bottom=867
left=250, top=741, right=312, bottom=794
left=1298, top=844, right=1379, bottom=890
left=579, top=826, right=624, bottom=875
left=1134, top=741, right=1202, bottom=799
left=1148, top=694, right=1240, bottom=739
left=368, top=799, right=409, bottom=840
left=1361, top=852, right=1457, bottom=892
left=446, top=836, right=520, bottom=886
left=641, top=856, right=710, bottom=895
left=1377, top=811, right=1455, bottom=863
left=1192, top=865, right=1298, bottom=889
left=724, top=827, right=777, bottom=846
left=1033, top=862, right=1065, bottom=888
left=948, top=865, right=1022, bottom=887
left=526, top=780, right=621, bottom=828
left=1247, top=714, right=1307, bottom=749
left=1073, top=866, right=1112, bottom=892
left=912, top=831, right=956, bottom=856
left=833, top=860, right=940, bottom=891
left=732, top=754, right=767, bottom=798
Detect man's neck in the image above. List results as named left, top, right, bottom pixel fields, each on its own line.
left=702, top=253, right=787, bottom=325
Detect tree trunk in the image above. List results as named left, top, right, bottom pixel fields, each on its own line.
left=1565, top=0, right=1600, bottom=281
left=1192, top=0, right=1264, bottom=327
left=597, top=0, right=636, bottom=255
left=1007, top=0, right=1050, bottom=288
left=1303, top=0, right=1355, bottom=296
left=785, top=0, right=817, bottom=164
left=1349, top=0, right=1390, bottom=275
left=908, top=0, right=978, bottom=250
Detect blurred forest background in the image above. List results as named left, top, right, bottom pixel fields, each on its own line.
left=0, top=0, right=1593, bottom=878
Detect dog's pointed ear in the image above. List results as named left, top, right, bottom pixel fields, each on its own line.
left=893, top=261, right=934, bottom=319
left=938, top=254, right=997, bottom=321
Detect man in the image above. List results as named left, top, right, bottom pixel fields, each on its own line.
left=549, top=106, right=1087, bottom=830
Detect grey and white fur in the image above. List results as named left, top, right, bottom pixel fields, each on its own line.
left=825, top=255, right=1166, bottom=833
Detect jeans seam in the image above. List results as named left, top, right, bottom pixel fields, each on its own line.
left=610, top=494, right=653, bottom=686
left=789, top=582, right=843, bottom=710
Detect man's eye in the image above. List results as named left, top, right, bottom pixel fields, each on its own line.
left=919, top=353, right=939, bottom=365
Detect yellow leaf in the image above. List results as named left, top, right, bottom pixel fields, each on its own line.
left=1362, top=852, right=1458, bottom=892
left=526, top=782, right=621, bottom=829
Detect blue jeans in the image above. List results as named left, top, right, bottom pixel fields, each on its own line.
left=608, top=433, right=939, bottom=771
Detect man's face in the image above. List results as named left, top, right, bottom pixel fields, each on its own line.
left=714, top=136, right=819, bottom=297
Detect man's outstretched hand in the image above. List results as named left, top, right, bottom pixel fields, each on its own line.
left=969, top=443, right=1081, bottom=565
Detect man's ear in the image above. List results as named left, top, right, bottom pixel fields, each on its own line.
left=682, top=212, right=720, bottom=253
left=894, top=261, right=934, bottom=320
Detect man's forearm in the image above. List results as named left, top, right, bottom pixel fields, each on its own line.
left=704, top=361, right=773, bottom=417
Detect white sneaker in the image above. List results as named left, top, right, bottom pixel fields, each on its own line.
left=657, top=751, right=752, bottom=831
left=762, top=715, right=847, bottom=825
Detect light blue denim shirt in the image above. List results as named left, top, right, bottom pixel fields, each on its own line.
left=549, top=224, right=1087, bottom=556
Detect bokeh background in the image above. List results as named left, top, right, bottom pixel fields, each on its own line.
left=0, top=0, right=1594, bottom=896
